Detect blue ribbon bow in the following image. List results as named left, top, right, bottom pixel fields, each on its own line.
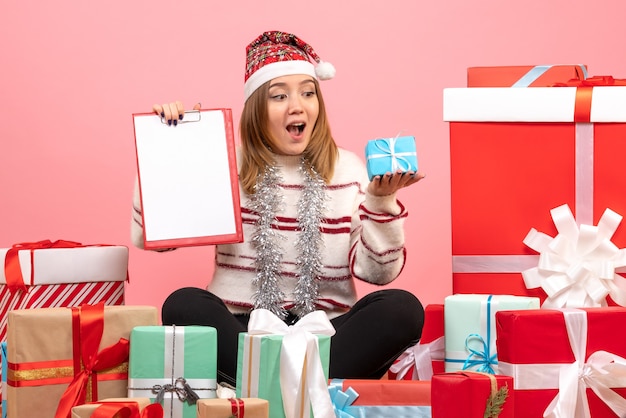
left=328, top=380, right=361, bottom=418
left=461, top=294, right=498, bottom=374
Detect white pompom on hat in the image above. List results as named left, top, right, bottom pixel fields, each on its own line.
left=244, top=30, right=335, bottom=101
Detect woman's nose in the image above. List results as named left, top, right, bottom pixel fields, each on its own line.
left=288, top=95, right=303, bottom=113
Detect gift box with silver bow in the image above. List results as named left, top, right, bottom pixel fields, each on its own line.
left=365, top=135, right=418, bottom=181
left=128, top=325, right=217, bottom=418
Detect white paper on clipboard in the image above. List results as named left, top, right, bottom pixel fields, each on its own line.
left=133, top=109, right=243, bottom=249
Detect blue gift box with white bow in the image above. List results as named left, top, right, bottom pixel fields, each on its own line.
left=365, top=135, right=418, bottom=181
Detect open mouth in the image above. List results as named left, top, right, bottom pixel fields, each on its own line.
left=287, top=123, right=305, bottom=135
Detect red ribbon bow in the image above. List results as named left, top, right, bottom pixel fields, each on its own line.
left=3, top=239, right=84, bottom=292
left=54, top=302, right=131, bottom=418
left=552, top=75, right=626, bottom=122
left=91, top=401, right=164, bottom=418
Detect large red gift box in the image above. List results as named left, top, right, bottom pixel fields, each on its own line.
left=467, top=64, right=587, bottom=87
left=496, top=307, right=626, bottom=417
left=431, top=371, right=514, bottom=418
left=387, top=304, right=444, bottom=380
left=444, top=76, right=626, bottom=304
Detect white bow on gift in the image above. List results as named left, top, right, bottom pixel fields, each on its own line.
left=522, top=204, right=626, bottom=308
left=543, top=309, right=626, bottom=418
left=248, top=309, right=336, bottom=418
left=388, top=337, right=444, bottom=381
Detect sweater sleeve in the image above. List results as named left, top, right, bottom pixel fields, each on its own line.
left=130, top=178, right=145, bottom=249
left=348, top=166, right=408, bottom=286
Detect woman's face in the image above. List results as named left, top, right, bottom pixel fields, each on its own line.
left=266, top=74, right=319, bottom=156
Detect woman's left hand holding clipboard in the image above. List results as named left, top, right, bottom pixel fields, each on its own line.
left=152, top=101, right=202, bottom=126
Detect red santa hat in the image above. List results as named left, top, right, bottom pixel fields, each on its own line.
left=244, top=30, right=335, bottom=101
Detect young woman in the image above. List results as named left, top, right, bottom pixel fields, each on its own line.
left=132, top=31, right=426, bottom=386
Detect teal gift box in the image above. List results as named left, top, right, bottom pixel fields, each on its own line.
left=128, top=325, right=217, bottom=418
left=365, top=135, right=418, bottom=180
left=236, top=332, right=331, bottom=418
left=444, top=294, right=539, bottom=374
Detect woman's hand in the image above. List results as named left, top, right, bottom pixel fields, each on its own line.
left=152, top=101, right=202, bottom=126
left=368, top=170, right=425, bottom=197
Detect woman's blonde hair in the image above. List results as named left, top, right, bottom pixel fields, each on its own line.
left=238, top=78, right=338, bottom=195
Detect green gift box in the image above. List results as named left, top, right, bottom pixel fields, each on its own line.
left=444, top=294, right=539, bottom=374
left=128, top=325, right=217, bottom=418
left=235, top=310, right=333, bottom=418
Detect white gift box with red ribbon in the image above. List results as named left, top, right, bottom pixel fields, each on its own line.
left=0, top=242, right=127, bottom=343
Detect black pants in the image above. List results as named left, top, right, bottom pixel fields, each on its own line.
left=162, top=287, right=424, bottom=386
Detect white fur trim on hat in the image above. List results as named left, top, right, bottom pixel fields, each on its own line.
left=244, top=60, right=317, bottom=101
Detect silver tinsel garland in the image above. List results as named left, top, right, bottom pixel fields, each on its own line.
left=249, top=159, right=327, bottom=319
left=292, top=162, right=327, bottom=317
left=249, top=164, right=287, bottom=318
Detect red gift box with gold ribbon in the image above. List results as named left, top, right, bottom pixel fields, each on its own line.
left=431, top=371, right=514, bottom=418
left=444, top=74, right=626, bottom=305
left=5, top=303, right=158, bottom=418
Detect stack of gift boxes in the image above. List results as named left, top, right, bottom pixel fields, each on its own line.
left=385, top=64, right=626, bottom=418
left=5, top=64, right=626, bottom=418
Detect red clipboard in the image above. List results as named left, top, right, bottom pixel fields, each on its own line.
left=133, top=108, right=243, bottom=250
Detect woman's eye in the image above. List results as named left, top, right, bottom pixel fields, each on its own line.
left=270, top=94, right=287, bottom=100
left=303, top=91, right=316, bottom=97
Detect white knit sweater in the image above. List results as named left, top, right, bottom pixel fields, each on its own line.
left=132, top=147, right=408, bottom=318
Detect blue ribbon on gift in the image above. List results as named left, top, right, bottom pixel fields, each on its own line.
left=366, top=136, right=416, bottom=172
left=462, top=294, right=497, bottom=374
left=444, top=294, right=498, bottom=374
left=512, top=64, right=588, bottom=87
left=328, top=379, right=432, bottom=418
left=462, top=333, right=497, bottom=374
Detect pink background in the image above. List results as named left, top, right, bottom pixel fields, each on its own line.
left=2, top=0, right=625, bottom=317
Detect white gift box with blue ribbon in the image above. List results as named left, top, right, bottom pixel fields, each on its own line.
left=365, top=136, right=418, bottom=181
left=444, top=294, right=539, bottom=374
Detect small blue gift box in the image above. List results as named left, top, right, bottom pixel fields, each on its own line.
left=365, top=136, right=418, bottom=180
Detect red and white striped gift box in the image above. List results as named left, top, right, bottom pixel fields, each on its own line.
left=0, top=241, right=128, bottom=343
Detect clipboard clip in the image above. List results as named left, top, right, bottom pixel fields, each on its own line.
left=160, top=109, right=202, bottom=125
